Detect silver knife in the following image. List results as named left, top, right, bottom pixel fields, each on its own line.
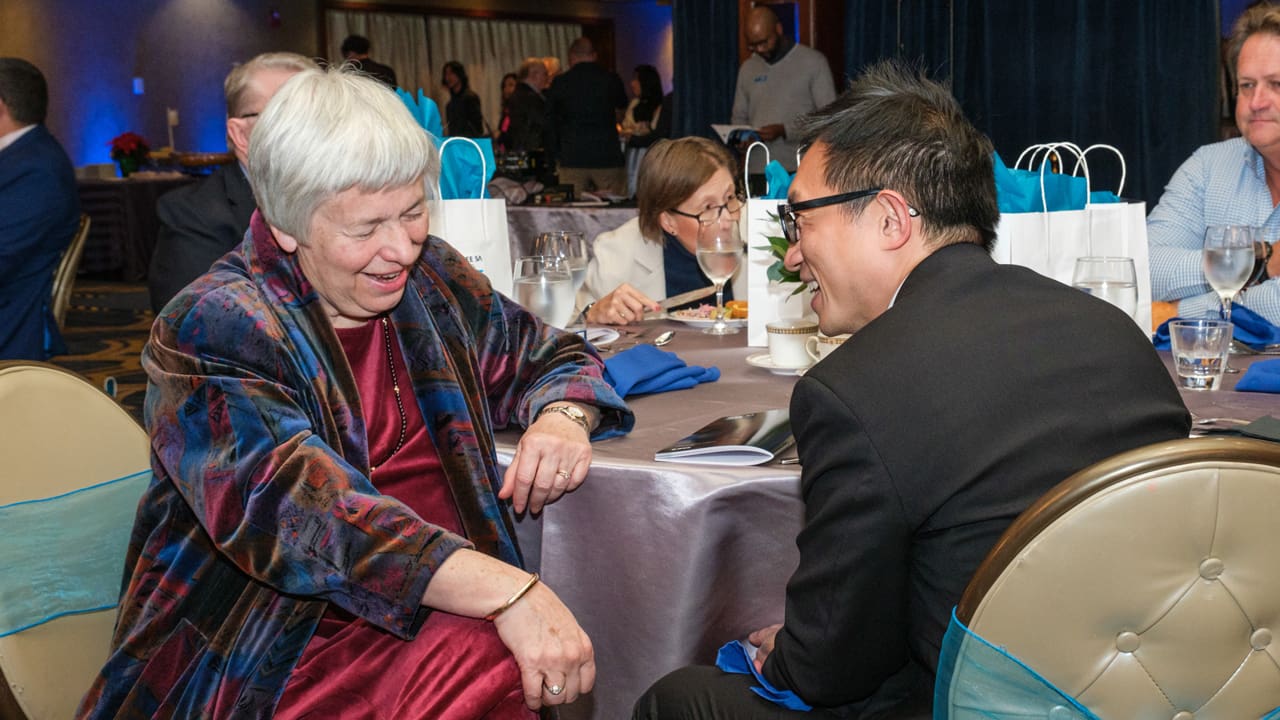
left=654, top=285, right=718, bottom=312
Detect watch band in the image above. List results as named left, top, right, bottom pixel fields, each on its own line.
left=539, top=404, right=591, bottom=434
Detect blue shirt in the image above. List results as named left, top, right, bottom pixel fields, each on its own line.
left=1147, top=137, right=1280, bottom=323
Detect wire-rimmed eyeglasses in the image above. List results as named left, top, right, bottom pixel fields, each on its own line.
left=776, top=188, right=919, bottom=245
left=668, top=194, right=746, bottom=225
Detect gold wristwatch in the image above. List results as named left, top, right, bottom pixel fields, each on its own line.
left=539, top=404, right=591, bottom=434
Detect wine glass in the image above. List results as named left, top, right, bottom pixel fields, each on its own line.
left=535, top=231, right=591, bottom=335
left=696, top=217, right=744, bottom=335
left=1071, top=257, right=1138, bottom=319
left=1203, top=225, right=1256, bottom=324
left=513, top=255, right=574, bottom=328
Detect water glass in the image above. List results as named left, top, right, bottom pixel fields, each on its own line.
left=1072, top=257, right=1138, bottom=319
left=696, top=218, right=744, bottom=335
left=1169, top=319, right=1233, bottom=391
left=513, top=255, right=574, bottom=327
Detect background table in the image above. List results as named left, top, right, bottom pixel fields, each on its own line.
left=504, top=327, right=1277, bottom=720
left=505, top=204, right=637, bottom=260
left=77, top=175, right=193, bottom=279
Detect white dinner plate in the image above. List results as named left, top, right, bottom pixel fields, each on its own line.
left=667, top=311, right=748, bottom=329
left=583, top=327, right=621, bottom=347
left=745, top=352, right=811, bottom=376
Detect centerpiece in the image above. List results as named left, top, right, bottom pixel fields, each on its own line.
left=107, top=132, right=150, bottom=178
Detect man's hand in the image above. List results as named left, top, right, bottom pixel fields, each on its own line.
left=755, top=124, right=785, bottom=142
left=748, top=623, right=783, bottom=673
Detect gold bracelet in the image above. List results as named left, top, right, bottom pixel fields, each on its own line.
left=485, top=572, right=540, bottom=621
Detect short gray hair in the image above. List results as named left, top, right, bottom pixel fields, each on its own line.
left=224, top=52, right=318, bottom=118
left=248, top=66, right=440, bottom=243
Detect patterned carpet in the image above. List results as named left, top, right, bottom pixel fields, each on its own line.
left=49, top=280, right=152, bottom=423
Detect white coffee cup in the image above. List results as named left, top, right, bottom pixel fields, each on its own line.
left=805, top=332, right=850, bottom=362
left=766, top=319, right=818, bottom=368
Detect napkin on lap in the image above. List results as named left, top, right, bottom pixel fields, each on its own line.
left=603, top=344, right=718, bottom=397
left=1237, top=359, right=1280, bottom=393
left=714, top=640, right=812, bottom=711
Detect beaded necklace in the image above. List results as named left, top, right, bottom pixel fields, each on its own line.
left=369, top=316, right=407, bottom=473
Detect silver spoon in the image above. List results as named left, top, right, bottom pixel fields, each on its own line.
left=652, top=330, right=675, bottom=346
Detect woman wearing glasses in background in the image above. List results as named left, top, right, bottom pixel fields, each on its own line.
left=580, top=136, right=746, bottom=325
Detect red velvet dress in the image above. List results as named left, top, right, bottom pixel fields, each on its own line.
left=275, top=318, right=534, bottom=720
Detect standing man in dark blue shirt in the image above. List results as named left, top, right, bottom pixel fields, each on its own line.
left=546, top=37, right=628, bottom=196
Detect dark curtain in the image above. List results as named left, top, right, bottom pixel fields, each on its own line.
left=844, top=0, right=1219, bottom=206
left=672, top=0, right=739, bottom=140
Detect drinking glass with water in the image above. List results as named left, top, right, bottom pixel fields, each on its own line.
left=1071, top=257, right=1138, bottom=319
left=513, top=255, right=575, bottom=328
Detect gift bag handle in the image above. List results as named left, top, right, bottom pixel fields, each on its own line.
left=1016, top=142, right=1095, bottom=256
left=437, top=136, right=488, bottom=198
left=744, top=141, right=771, bottom=199
left=1068, top=144, right=1126, bottom=198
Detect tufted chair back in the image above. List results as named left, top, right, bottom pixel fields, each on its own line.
left=948, top=436, right=1280, bottom=720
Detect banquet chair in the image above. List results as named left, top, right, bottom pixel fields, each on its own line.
left=51, top=213, right=91, bottom=329
left=936, top=436, right=1280, bottom=720
left=0, top=361, right=149, bottom=720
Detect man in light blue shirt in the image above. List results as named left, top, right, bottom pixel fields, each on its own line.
left=1149, top=4, right=1280, bottom=324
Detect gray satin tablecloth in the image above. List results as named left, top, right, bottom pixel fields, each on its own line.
left=505, top=205, right=637, bottom=261
left=502, top=328, right=1278, bottom=720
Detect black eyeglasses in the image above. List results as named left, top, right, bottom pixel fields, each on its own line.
left=668, top=194, right=746, bottom=225
left=776, top=188, right=919, bottom=244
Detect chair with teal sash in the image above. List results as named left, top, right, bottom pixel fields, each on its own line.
left=935, top=436, right=1280, bottom=720
left=0, top=361, right=149, bottom=720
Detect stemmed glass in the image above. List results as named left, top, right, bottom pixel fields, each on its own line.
left=695, top=217, right=744, bottom=335
left=535, top=231, right=591, bottom=334
left=513, top=255, right=574, bottom=328
left=1203, top=225, right=1256, bottom=373
left=1071, top=257, right=1138, bottom=319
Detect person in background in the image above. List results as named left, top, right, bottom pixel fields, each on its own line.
left=634, top=60, right=1189, bottom=719
left=543, top=56, right=562, bottom=84
left=504, top=58, right=551, bottom=158
left=496, top=71, right=519, bottom=151
left=0, top=57, right=78, bottom=360
left=442, top=60, right=487, bottom=138
left=621, top=64, right=666, bottom=197
left=580, top=137, right=745, bottom=325
left=731, top=6, right=836, bottom=172
left=79, top=66, right=632, bottom=719
left=148, top=52, right=317, bottom=313
left=1148, top=2, right=1280, bottom=324
left=340, top=34, right=397, bottom=88
left=546, top=37, right=628, bottom=196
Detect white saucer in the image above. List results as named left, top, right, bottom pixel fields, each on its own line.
left=583, top=327, right=621, bottom=347
left=746, top=352, right=811, bottom=376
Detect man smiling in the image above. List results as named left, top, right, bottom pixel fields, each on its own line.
left=634, top=61, right=1189, bottom=720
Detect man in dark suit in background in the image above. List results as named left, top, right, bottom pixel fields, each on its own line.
left=0, top=57, right=78, bottom=360
left=340, top=34, right=397, bottom=88
left=148, top=52, right=315, bottom=313
left=634, top=61, right=1190, bottom=719
left=546, top=37, right=628, bottom=196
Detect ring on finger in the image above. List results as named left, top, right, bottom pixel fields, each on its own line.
left=555, top=469, right=571, bottom=481
left=545, top=682, right=564, bottom=696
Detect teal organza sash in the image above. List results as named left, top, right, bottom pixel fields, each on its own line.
left=934, top=609, right=1280, bottom=719
left=0, top=470, right=149, bottom=637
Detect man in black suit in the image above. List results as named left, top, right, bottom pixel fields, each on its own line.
left=148, top=52, right=315, bottom=313
left=0, top=57, right=78, bottom=360
left=546, top=37, right=628, bottom=195
left=634, top=61, right=1190, bottom=719
left=502, top=57, right=550, bottom=163
left=340, top=35, right=397, bottom=88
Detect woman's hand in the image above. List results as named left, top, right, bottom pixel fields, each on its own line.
left=500, top=405, right=595, bottom=514
left=493, top=582, right=595, bottom=709
left=586, top=283, right=660, bottom=325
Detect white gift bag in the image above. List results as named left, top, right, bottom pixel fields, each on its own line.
left=991, top=142, right=1151, bottom=331
left=429, top=137, right=514, bottom=297
left=742, top=142, right=812, bottom=347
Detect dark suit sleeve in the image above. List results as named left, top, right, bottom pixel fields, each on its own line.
left=147, top=173, right=251, bottom=313
left=0, top=162, right=72, bottom=278
left=762, top=376, right=914, bottom=707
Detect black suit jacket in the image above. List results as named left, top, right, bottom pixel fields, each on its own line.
left=764, top=243, right=1190, bottom=718
left=0, top=125, right=78, bottom=359
left=505, top=82, right=549, bottom=155
left=546, top=62, right=627, bottom=168
left=148, top=163, right=255, bottom=312
left=353, top=57, right=397, bottom=88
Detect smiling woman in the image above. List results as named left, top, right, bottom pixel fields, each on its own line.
left=77, top=67, right=634, bottom=720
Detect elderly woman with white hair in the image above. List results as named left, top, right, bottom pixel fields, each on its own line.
left=78, top=67, right=631, bottom=719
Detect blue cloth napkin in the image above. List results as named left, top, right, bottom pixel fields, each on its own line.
left=993, top=151, right=1121, bottom=213
left=762, top=160, right=793, bottom=200
left=439, top=137, right=496, bottom=200
left=603, top=344, right=718, bottom=397
left=715, top=640, right=812, bottom=712
left=1237, top=359, right=1280, bottom=393
left=1153, top=305, right=1280, bottom=350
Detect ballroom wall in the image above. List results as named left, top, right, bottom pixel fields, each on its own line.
left=0, top=0, right=672, bottom=166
